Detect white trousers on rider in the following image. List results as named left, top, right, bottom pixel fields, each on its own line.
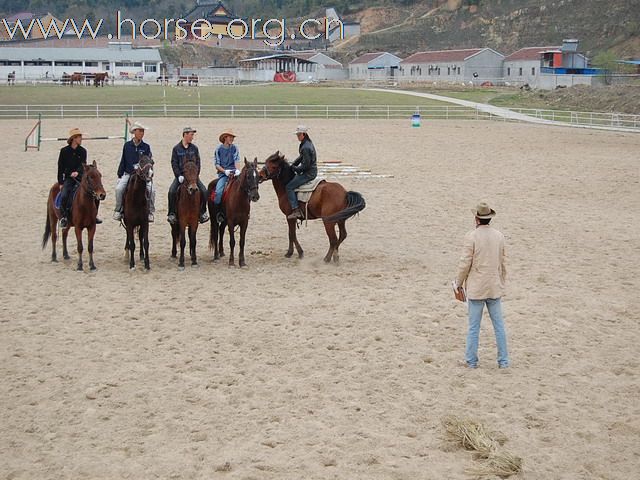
left=114, top=173, right=156, bottom=213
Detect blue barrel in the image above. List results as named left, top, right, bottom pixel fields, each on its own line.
left=411, top=113, right=421, bottom=127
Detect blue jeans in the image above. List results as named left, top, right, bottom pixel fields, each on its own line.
left=465, top=298, right=509, bottom=368
left=286, top=173, right=314, bottom=209
left=214, top=174, right=228, bottom=205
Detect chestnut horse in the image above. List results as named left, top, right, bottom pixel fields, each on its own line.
left=260, top=151, right=366, bottom=263
left=42, top=161, right=106, bottom=270
left=122, top=154, right=154, bottom=270
left=207, top=158, right=260, bottom=267
left=170, top=161, right=201, bottom=269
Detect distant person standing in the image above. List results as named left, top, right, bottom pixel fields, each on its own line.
left=454, top=202, right=509, bottom=369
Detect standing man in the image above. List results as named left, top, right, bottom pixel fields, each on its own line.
left=286, top=125, right=317, bottom=220
left=113, top=122, right=155, bottom=222
left=213, top=128, right=240, bottom=212
left=167, top=126, right=209, bottom=225
left=455, top=202, right=509, bottom=369
left=57, top=128, right=87, bottom=228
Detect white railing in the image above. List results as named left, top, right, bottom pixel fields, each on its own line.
left=1, top=104, right=638, bottom=130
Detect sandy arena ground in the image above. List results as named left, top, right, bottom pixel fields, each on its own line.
left=1, top=118, right=639, bottom=479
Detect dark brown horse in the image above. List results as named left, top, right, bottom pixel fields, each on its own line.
left=122, top=154, right=154, bottom=270
left=171, top=161, right=201, bottom=269
left=259, top=152, right=365, bottom=263
left=207, top=158, right=260, bottom=267
left=42, top=161, right=107, bottom=270
left=94, top=72, right=108, bottom=87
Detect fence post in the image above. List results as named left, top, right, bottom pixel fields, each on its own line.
left=446, top=106, right=449, bottom=120
left=60, top=105, right=64, bottom=119
left=25, top=105, right=29, bottom=119
left=387, top=105, right=390, bottom=119
left=96, top=105, right=99, bottom=118
left=326, top=105, right=329, bottom=119
left=231, top=105, right=234, bottom=118
left=295, top=105, right=298, bottom=119
left=198, top=102, right=201, bottom=118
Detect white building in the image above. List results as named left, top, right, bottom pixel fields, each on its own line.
left=399, top=48, right=504, bottom=84
left=503, top=46, right=559, bottom=86
left=239, top=52, right=346, bottom=82
left=349, top=52, right=402, bottom=80
left=0, top=43, right=162, bottom=81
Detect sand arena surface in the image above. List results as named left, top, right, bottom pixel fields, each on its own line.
left=1, top=118, right=639, bottom=479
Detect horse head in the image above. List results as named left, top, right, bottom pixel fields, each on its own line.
left=260, top=150, right=287, bottom=182
left=240, top=157, right=260, bottom=202
left=183, top=161, right=199, bottom=195
left=83, top=160, right=106, bottom=200
left=136, top=154, right=154, bottom=182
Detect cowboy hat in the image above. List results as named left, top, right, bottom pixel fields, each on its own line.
left=471, top=202, right=496, bottom=219
left=182, top=126, right=197, bottom=134
left=293, top=125, right=309, bottom=134
left=67, top=128, right=83, bottom=143
left=129, top=121, right=147, bottom=133
left=219, top=129, right=236, bottom=143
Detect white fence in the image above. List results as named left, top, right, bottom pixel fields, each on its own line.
left=1, top=104, right=639, bottom=130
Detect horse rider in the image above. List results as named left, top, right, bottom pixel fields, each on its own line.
left=113, top=121, right=155, bottom=222
left=213, top=128, right=240, bottom=215
left=57, top=128, right=87, bottom=228
left=286, top=125, right=317, bottom=220
left=167, top=126, right=209, bottom=225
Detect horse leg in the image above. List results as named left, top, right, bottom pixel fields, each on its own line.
left=218, top=220, right=226, bottom=258
left=189, top=225, right=198, bottom=267
left=88, top=225, right=97, bottom=271
left=211, top=216, right=220, bottom=261
left=285, top=219, right=304, bottom=258
left=142, top=224, right=150, bottom=270
left=62, top=227, right=71, bottom=260
left=138, top=227, right=145, bottom=261
left=335, top=220, right=347, bottom=263
left=238, top=221, right=247, bottom=267
left=323, top=222, right=339, bottom=264
left=127, top=226, right=136, bottom=270
left=171, top=224, right=178, bottom=258
left=178, top=228, right=186, bottom=269
left=228, top=222, right=236, bottom=267
left=75, top=226, right=84, bottom=271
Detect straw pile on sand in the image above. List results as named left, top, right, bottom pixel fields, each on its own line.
left=443, top=415, right=523, bottom=477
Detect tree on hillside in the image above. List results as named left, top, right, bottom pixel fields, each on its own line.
left=592, top=50, right=618, bottom=84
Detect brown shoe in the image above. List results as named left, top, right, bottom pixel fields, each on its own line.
left=287, top=207, right=303, bottom=220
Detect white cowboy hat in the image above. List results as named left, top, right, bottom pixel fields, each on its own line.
left=219, top=129, right=236, bottom=143
left=293, top=125, right=309, bottom=134
left=471, top=202, right=496, bottom=219
left=67, top=127, right=83, bottom=143
left=129, top=121, right=147, bottom=133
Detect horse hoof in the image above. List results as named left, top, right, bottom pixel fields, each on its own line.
left=77, top=266, right=83, bottom=272
left=284, top=252, right=293, bottom=258
left=178, top=265, right=185, bottom=271
left=130, top=266, right=136, bottom=271
left=64, top=255, right=71, bottom=260
left=191, top=263, right=199, bottom=268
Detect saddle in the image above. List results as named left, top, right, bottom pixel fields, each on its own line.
left=294, top=177, right=325, bottom=203
left=210, top=176, right=235, bottom=204
left=54, top=184, right=80, bottom=217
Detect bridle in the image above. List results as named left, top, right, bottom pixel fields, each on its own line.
left=77, top=168, right=101, bottom=200
left=260, top=160, right=282, bottom=181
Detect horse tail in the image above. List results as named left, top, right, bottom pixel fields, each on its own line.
left=42, top=209, right=51, bottom=249
left=323, top=191, right=366, bottom=223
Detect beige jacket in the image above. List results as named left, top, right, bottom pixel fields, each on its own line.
left=456, top=225, right=506, bottom=300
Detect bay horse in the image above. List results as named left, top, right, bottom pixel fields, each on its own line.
left=42, top=161, right=106, bottom=271
left=94, top=72, right=108, bottom=87
left=260, top=151, right=366, bottom=263
left=69, top=72, right=83, bottom=86
left=122, top=154, right=154, bottom=270
left=170, top=161, right=201, bottom=269
left=207, top=158, right=260, bottom=267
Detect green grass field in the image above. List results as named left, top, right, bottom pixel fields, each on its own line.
left=0, top=85, right=448, bottom=107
